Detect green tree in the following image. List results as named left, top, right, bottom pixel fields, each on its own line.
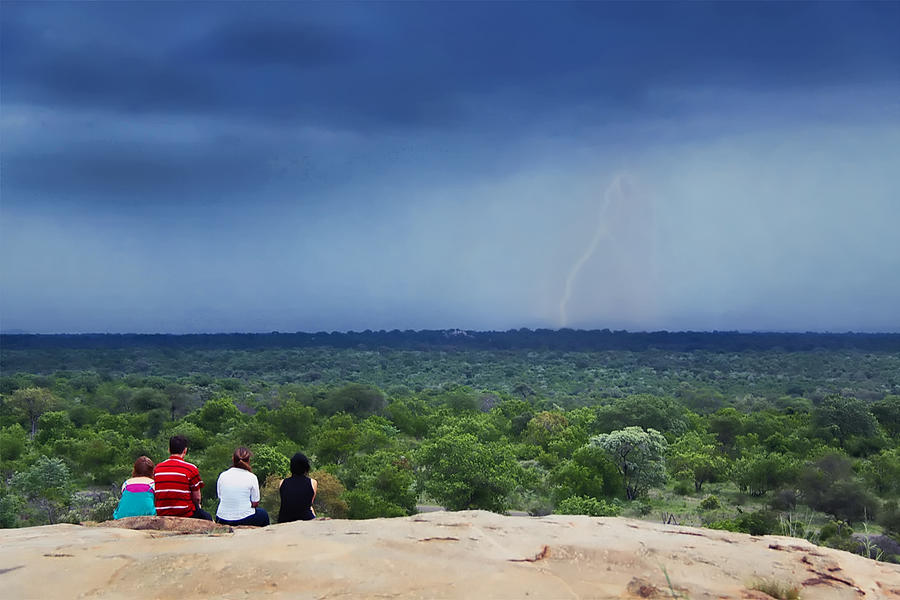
left=341, top=449, right=416, bottom=519
left=343, top=450, right=416, bottom=515
left=313, top=413, right=359, bottom=465
left=250, top=445, right=290, bottom=486
left=595, top=395, right=687, bottom=435
left=668, top=431, right=727, bottom=492
left=550, top=443, right=623, bottom=503
left=34, top=411, right=75, bottom=445
left=8, top=387, right=56, bottom=438
left=0, top=485, right=24, bottom=528
left=859, top=448, right=900, bottom=497
left=128, top=387, right=168, bottom=412
left=798, top=454, right=878, bottom=524
left=10, top=456, right=74, bottom=524
left=0, top=423, right=28, bottom=464
left=187, top=396, right=244, bottom=435
left=321, top=384, right=385, bottom=417
left=871, top=395, right=900, bottom=438
left=591, top=427, right=667, bottom=500
left=416, top=430, right=520, bottom=512
left=434, top=386, right=480, bottom=413
left=386, top=398, right=428, bottom=437
left=813, top=395, right=877, bottom=446
left=730, top=449, right=797, bottom=496
left=259, top=400, right=317, bottom=445
left=523, top=411, right=569, bottom=448
left=677, top=385, right=726, bottom=414
left=708, top=407, right=745, bottom=450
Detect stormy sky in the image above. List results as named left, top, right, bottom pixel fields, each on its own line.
left=1, top=2, right=898, bottom=334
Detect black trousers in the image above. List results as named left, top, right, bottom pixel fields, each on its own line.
left=216, top=508, right=270, bottom=527
left=189, top=508, right=213, bottom=521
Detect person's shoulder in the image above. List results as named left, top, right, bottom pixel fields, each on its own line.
left=175, top=458, right=200, bottom=471
left=240, top=468, right=259, bottom=483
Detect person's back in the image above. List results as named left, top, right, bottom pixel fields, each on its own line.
left=278, top=475, right=315, bottom=522
left=153, top=435, right=211, bottom=520
left=114, top=456, right=156, bottom=519
left=278, top=452, right=317, bottom=523
left=217, top=467, right=259, bottom=520
left=215, top=447, right=269, bottom=527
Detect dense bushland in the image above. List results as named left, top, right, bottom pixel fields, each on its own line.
left=1, top=333, right=898, bottom=562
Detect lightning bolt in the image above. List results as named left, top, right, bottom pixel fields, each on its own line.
left=558, top=174, right=625, bottom=328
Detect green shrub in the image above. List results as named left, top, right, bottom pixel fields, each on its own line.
left=699, top=495, right=721, bottom=510
left=819, top=520, right=853, bottom=542
left=880, top=501, right=900, bottom=536
left=555, top=495, right=621, bottom=517
left=311, top=470, right=348, bottom=519
left=741, top=509, right=778, bottom=535
left=708, top=510, right=778, bottom=535
left=673, top=480, right=693, bottom=496
left=708, top=518, right=742, bottom=533
left=0, top=488, right=24, bottom=528
left=345, top=489, right=407, bottom=519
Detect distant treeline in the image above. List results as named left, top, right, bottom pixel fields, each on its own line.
left=3, top=329, right=900, bottom=352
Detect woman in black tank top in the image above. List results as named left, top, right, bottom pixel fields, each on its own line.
left=278, top=452, right=317, bottom=522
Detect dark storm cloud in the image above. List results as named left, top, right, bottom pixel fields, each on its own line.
left=191, top=19, right=356, bottom=69
left=4, top=1, right=898, bottom=207
left=3, top=2, right=898, bottom=128
left=4, top=145, right=259, bottom=200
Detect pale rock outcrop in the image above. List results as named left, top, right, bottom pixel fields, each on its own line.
left=1, top=511, right=898, bottom=599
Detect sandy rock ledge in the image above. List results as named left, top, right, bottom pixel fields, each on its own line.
left=1, top=511, right=898, bottom=599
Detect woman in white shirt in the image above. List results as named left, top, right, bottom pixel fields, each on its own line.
left=215, top=447, right=270, bottom=526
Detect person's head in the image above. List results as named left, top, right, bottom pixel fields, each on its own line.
left=233, top=446, right=252, bottom=472
left=132, top=456, right=154, bottom=478
left=169, top=435, right=189, bottom=456
left=290, top=452, right=311, bottom=476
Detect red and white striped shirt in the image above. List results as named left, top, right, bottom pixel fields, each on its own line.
left=153, top=455, right=204, bottom=517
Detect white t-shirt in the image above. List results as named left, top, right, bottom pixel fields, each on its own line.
left=216, top=467, right=260, bottom=521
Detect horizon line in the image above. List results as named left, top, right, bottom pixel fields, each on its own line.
left=2, top=328, right=899, bottom=336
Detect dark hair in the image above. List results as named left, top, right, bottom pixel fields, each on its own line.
left=290, top=452, right=311, bottom=476
left=169, top=435, right=189, bottom=455
left=233, top=446, right=252, bottom=472
left=132, top=456, right=154, bottom=478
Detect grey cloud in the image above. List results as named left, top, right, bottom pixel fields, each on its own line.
left=189, top=19, right=358, bottom=69
left=4, top=3, right=898, bottom=133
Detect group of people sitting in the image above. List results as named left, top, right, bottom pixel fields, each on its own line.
left=113, top=435, right=317, bottom=526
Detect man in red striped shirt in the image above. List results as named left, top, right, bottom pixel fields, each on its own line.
left=153, top=435, right=212, bottom=520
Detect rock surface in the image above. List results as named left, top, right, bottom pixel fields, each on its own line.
left=1, top=511, right=898, bottom=599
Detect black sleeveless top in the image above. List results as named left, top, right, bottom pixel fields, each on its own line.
left=278, top=475, right=315, bottom=522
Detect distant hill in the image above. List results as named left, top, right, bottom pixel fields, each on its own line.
left=2, top=329, right=900, bottom=352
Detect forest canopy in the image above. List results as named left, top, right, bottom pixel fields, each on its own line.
left=1, top=331, right=898, bottom=562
